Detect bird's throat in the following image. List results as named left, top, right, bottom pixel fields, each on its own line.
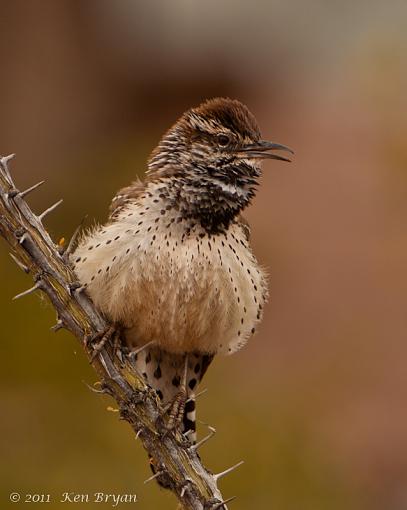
left=153, top=174, right=253, bottom=234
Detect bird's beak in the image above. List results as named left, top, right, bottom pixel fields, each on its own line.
left=237, top=140, right=294, bottom=162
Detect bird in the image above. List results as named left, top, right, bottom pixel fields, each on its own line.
left=72, top=97, right=292, bottom=442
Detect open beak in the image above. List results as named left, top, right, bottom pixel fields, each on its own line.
left=237, top=140, right=294, bottom=162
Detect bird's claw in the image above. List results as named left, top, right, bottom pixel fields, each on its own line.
left=85, top=325, right=121, bottom=362
left=165, top=388, right=187, bottom=432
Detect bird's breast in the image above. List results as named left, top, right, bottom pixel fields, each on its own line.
left=73, top=204, right=267, bottom=355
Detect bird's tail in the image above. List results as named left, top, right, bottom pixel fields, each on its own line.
left=129, top=344, right=213, bottom=443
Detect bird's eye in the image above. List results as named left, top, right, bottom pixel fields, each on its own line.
left=217, top=134, right=231, bottom=147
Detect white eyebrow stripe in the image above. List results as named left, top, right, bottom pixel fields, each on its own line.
left=210, top=179, right=249, bottom=197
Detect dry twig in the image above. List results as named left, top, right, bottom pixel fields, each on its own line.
left=0, top=154, right=241, bottom=510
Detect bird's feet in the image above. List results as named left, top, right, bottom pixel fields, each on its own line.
left=165, top=388, right=188, bottom=432
left=161, top=354, right=190, bottom=435
left=85, top=324, right=122, bottom=362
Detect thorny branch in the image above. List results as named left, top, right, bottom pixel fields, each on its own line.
left=0, top=155, right=241, bottom=510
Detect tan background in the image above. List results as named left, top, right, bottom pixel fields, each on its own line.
left=0, top=1, right=406, bottom=509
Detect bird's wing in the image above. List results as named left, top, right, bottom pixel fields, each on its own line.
left=108, top=178, right=146, bottom=220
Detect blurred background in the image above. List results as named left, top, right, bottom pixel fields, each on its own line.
left=0, top=1, right=406, bottom=509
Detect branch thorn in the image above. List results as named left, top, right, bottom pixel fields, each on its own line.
left=128, top=340, right=155, bottom=360
left=143, top=470, right=164, bottom=484
left=1, top=154, right=15, bottom=164
left=191, top=426, right=216, bottom=451
left=0, top=154, right=15, bottom=183
left=211, top=496, right=237, bottom=509
left=214, top=461, right=244, bottom=481
left=9, top=252, right=30, bottom=273
left=12, top=281, right=41, bottom=300
left=38, top=199, right=63, bottom=222
left=19, top=180, right=45, bottom=199
left=82, top=381, right=109, bottom=394
left=50, top=319, right=64, bottom=332
left=187, top=388, right=208, bottom=403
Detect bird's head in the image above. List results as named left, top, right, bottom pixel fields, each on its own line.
left=147, top=97, right=293, bottom=233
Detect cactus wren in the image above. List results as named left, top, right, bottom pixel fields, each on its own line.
left=72, top=97, right=292, bottom=440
